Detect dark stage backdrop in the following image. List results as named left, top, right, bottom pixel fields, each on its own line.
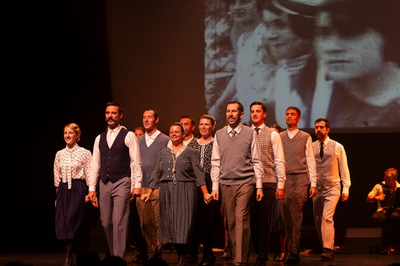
left=6, top=0, right=399, bottom=253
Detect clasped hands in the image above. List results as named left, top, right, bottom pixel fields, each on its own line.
left=141, top=192, right=213, bottom=205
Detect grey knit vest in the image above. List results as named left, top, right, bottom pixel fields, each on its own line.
left=280, top=130, right=309, bottom=175
left=215, top=125, right=255, bottom=185
left=138, top=133, right=169, bottom=187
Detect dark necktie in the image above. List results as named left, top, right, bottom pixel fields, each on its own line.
left=320, top=142, right=324, bottom=158
left=231, top=130, right=236, bottom=137
left=254, top=127, right=261, bottom=134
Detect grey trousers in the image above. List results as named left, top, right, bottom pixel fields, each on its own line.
left=221, top=182, right=255, bottom=264
left=99, top=177, right=131, bottom=258
left=136, top=187, right=162, bottom=258
left=280, top=173, right=309, bottom=254
left=313, top=183, right=340, bottom=250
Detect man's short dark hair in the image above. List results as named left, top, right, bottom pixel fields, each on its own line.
left=315, top=118, right=330, bottom=129
left=106, top=102, right=123, bottom=113
left=250, top=101, right=267, bottom=113
left=135, top=126, right=145, bottom=132
left=180, top=115, right=196, bottom=126
left=145, top=109, right=159, bottom=120
left=385, top=168, right=398, bottom=180
left=286, top=106, right=301, bottom=117
left=227, top=101, right=244, bottom=113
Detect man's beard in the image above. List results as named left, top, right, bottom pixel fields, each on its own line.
left=316, top=133, right=325, bottom=140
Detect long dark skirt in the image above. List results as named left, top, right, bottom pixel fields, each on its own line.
left=55, top=180, right=88, bottom=240
left=191, top=173, right=222, bottom=257
left=159, top=181, right=196, bottom=244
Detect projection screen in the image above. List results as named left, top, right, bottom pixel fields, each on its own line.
left=204, top=0, right=400, bottom=133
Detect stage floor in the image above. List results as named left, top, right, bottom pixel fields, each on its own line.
left=1, top=249, right=399, bottom=266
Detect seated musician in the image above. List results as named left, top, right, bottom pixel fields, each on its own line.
left=367, top=168, right=400, bottom=252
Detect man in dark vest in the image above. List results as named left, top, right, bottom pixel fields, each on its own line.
left=211, top=101, right=264, bottom=266
left=136, top=109, right=169, bottom=261
left=249, top=101, right=286, bottom=266
left=87, top=102, right=143, bottom=259
left=279, top=106, right=317, bottom=264
left=313, top=118, right=351, bottom=261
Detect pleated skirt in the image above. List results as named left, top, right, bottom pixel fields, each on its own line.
left=159, top=181, right=196, bottom=244
left=55, top=180, right=87, bottom=240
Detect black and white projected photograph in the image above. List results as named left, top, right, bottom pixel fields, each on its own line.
left=205, top=0, right=400, bottom=132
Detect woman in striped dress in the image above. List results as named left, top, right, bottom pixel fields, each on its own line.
left=141, top=122, right=212, bottom=266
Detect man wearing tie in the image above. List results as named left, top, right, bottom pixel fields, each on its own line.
left=87, top=102, right=143, bottom=259
left=249, top=101, right=286, bottom=265
left=211, top=101, right=264, bottom=266
left=312, top=118, right=351, bottom=261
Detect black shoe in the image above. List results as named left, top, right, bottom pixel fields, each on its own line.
left=199, top=255, right=216, bottom=266
left=187, top=255, right=198, bottom=264
left=253, top=257, right=268, bottom=266
left=285, top=253, right=300, bottom=265
left=132, top=252, right=148, bottom=264
left=321, top=248, right=334, bottom=261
